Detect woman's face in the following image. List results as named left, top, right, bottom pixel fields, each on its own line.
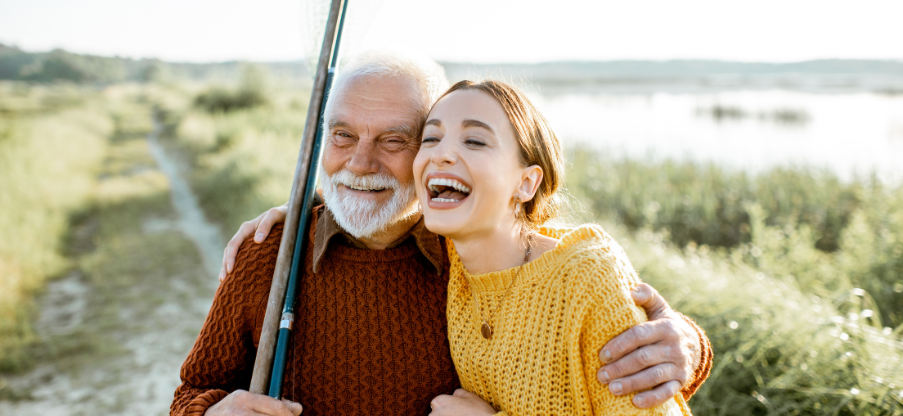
left=413, top=89, right=541, bottom=240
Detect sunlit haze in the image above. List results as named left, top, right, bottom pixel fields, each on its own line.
left=1, top=0, right=901, bottom=63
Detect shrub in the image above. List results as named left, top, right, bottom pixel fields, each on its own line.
left=193, top=64, right=271, bottom=113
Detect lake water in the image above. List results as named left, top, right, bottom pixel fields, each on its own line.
left=530, top=88, right=903, bottom=181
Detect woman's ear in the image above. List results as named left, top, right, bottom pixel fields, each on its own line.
left=517, top=165, right=544, bottom=203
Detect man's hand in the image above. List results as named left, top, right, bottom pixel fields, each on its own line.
left=429, top=389, right=496, bottom=416
left=219, top=203, right=288, bottom=282
left=204, top=390, right=302, bottom=416
left=597, top=283, right=700, bottom=408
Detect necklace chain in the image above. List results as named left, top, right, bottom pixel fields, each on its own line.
left=468, top=235, right=532, bottom=340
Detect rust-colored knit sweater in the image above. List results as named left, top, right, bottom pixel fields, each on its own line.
left=170, top=208, right=459, bottom=415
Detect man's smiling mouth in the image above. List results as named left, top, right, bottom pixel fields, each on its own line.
left=427, top=177, right=471, bottom=203
left=344, top=184, right=388, bottom=192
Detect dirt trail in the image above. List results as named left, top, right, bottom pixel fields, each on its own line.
left=0, top=114, right=224, bottom=416
left=147, top=118, right=224, bottom=277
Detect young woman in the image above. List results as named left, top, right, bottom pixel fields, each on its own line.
left=415, top=80, right=692, bottom=416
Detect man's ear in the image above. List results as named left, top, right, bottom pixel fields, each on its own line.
left=517, top=165, right=544, bottom=202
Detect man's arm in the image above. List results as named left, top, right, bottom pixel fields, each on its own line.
left=175, top=230, right=302, bottom=416
left=172, top=277, right=254, bottom=415
left=596, top=283, right=713, bottom=408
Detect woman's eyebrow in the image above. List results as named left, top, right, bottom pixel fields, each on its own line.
left=425, top=119, right=441, bottom=127
left=462, top=119, right=494, bottom=133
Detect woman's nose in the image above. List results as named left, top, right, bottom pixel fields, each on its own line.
left=430, top=140, right=456, bottom=166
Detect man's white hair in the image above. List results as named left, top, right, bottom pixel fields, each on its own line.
left=321, top=50, right=449, bottom=131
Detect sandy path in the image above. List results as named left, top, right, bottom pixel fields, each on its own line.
left=0, top=115, right=224, bottom=415
left=147, top=118, right=225, bottom=277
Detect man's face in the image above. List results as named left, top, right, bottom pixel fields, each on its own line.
left=321, top=74, right=424, bottom=238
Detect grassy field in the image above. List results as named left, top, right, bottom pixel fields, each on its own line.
left=155, top=76, right=903, bottom=414
left=0, top=83, right=218, bottom=413
left=0, top=83, right=111, bottom=372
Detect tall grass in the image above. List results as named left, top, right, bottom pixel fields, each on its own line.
left=618, top=225, right=903, bottom=415
left=568, top=148, right=903, bottom=328
left=0, top=83, right=111, bottom=371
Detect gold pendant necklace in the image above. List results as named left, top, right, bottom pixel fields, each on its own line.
left=468, top=236, right=532, bottom=340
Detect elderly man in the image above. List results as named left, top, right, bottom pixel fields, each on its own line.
left=171, top=52, right=712, bottom=416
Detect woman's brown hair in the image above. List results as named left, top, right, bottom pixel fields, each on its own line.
left=436, top=80, right=565, bottom=228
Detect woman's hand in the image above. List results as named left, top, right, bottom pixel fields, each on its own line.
left=430, top=389, right=497, bottom=416
left=218, top=203, right=288, bottom=282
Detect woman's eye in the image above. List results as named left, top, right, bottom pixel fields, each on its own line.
left=421, top=136, right=440, bottom=144
left=465, top=138, right=486, bottom=147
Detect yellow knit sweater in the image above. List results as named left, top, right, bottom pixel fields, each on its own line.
left=446, top=224, right=692, bottom=416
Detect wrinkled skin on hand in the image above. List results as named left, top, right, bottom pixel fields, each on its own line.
left=597, top=283, right=701, bottom=408
left=219, top=206, right=703, bottom=409
left=204, top=390, right=302, bottom=416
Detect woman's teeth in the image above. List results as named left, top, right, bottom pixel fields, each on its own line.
left=427, top=178, right=471, bottom=194
left=427, top=177, right=471, bottom=203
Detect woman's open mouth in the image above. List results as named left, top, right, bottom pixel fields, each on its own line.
left=426, top=175, right=471, bottom=207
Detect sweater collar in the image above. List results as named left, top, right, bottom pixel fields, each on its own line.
left=312, top=205, right=445, bottom=275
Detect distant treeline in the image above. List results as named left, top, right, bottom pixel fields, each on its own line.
left=0, top=44, right=311, bottom=84
left=3, top=43, right=903, bottom=91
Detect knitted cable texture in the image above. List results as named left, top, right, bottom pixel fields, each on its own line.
left=446, top=224, right=693, bottom=416
left=171, top=208, right=459, bottom=416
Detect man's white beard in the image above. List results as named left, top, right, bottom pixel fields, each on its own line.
left=321, top=167, right=420, bottom=239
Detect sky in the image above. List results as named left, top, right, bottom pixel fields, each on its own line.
left=1, top=0, right=901, bottom=63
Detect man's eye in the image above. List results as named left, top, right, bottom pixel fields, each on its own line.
left=331, top=133, right=355, bottom=146
left=381, top=138, right=407, bottom=151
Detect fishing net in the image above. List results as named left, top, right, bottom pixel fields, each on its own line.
left=299, top=0, right=386, bottom=78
